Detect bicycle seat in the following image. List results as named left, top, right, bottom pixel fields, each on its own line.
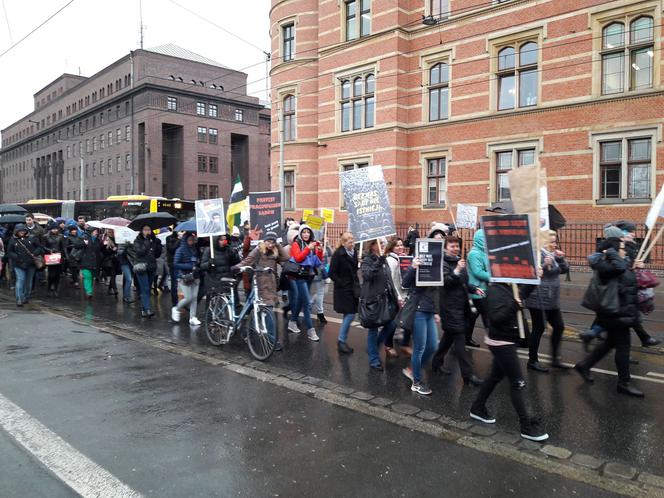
left=220, top=277, right=236, bottom=283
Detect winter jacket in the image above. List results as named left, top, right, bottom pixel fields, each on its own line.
left=328, top=247, right=360, bottom=314
left=25, top=223, right=44, bottom=240
left=173, top=235, right=199, bottom=280
left=100, top=237, right=121, bottom=273
left=289, top=225, right=323, bottom=268
left=588, top=249, right=638, bottom=326
left=43, top=233, right=66, bottom=263
left=401, top=265, right=439, bottom=313
left=7, top=226, right=43, bottom=270
left=468, top=229, right=490, bottom=300
left=165, top=233, right=180, bottom=268
left=525, top=249, right=569, bottom=310
left=200, top=239, right=241, bottom=293
left=65, top=234, right=82, bottom=267
left=386, top=253, right=404, bottom=300
left=77, top=234, right=102, bottom=271
left=132, top=234, right=162, bottom=273
left=486, top=283, right=534, bottom=343
left=439, top=254, right=476, bottom=334
left=405, top=228, right=419, bottom=255
left=235, top=242, right=290, bottom=306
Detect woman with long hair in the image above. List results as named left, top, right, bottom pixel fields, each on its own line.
left=328, top=232, right=359, bottom=354
left=288, top=225, right=323, bottom=341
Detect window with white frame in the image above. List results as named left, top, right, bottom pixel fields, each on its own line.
left=496, top=41, right=538, bottom=110
left=209, top=128, right=218, bottom=144
left=197, top=127, right=207, bottom=142
left=425, top=157, right=447, bottom=206
left=340, top=73, right=375, bottom=132
left=209, top=104, right=218, bottom=117
left=196, top=102, right=206, bottom=115
left=283, top=23, right=295, bottom=62
left=429, top=62, right=449, bottom=121
left=283, top=94, right=296, bottom=141
left=234, top=109, right=244, bottom=121
left=167, top=96, right=177, bottom=111
left=284, top=170, right=295, bottom=210
left=601, top=16, right=654, bottom=95
left=345, top=0, right=370, bottom=41
left=493, top=146, right=536, bottom=201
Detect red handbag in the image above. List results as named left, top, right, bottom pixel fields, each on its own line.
left=636, top=269, right=659, bottom=289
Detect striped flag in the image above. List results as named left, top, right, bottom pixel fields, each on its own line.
left=226, top=174, right=248, bottom=231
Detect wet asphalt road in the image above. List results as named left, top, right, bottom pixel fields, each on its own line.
left=0, top=308, right=621, bottom=497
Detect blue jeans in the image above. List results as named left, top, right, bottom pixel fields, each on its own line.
left=411, top=311, right=439, bottom=383
left=367, top=320, right=396, bottom=367
left=14, top=266, right=36, bottom=304
left=289, top=278, right=313, bottom=330
left=136, top=270, right=155, bottom=312
left=121, top=264, right=133, bottom=300
left=339, top=313, right=355, bottom=343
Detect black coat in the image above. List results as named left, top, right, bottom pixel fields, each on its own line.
left=165, top=234, right=180, bottom=268
left=43, top=233, right=66, bottom=260
left=78, top=235, right=102, bottom=271
left=200, top=242, right=241, bottom=293
left=487, top=284, right=534, bottom=343
left=132, top=234, right=162, bottom=273
left=439, top=254, right=475, bottom=334
left=402, top=266, right=438, bottom=313
left=329, top=247, right=359, bottom=314
left=65, top=234, right=82, bottom=267
left=590, top=248, right=638, bottom=326
left=101, top=238, right=121, bottom=273
left=7, top=233, right=42, bottom=270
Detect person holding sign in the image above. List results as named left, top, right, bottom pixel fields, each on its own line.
left=328, top=232, right=360, bottom=355
left=466, top=229, right=491, bottom=347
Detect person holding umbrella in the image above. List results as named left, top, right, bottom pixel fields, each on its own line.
left=132, top=224, right=163, bottom=317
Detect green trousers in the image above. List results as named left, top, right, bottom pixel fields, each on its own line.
left=81, top=269, right=96, bottom=296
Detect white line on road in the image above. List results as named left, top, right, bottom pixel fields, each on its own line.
left=0, top=392, right=143, bottom=498
left=647, top=372, right=664, bottom=378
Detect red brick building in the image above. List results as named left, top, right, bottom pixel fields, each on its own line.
left=270, top=0, right=664, bottom=225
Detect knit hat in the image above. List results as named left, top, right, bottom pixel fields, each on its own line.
left=428, top=222, right=449, bottom=238
left=604, top=225, right=624, bottom=239
left=615, top=220, right=636, bottom=233
left=47, top=220, right=59, bottom=231
left=264, top=231, right=278, bottom=242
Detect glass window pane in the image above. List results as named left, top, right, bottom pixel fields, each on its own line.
left=365, top=96, right=374, bottom=127
left=440, top=63, right=449, bottom=83
left=603, top=22, right=625, bottom=49
left=430, top=64, right=440, bottom=85
left=601, top=166, right=621, bottom=198
left=628, top=164, right=650, bottom=198
left=353, top=77, right=363, bottom=97
left=428, top=159, right=437, bottom=176
left=440, top=87, right=448, bottom=119
left=365, top=74, right=375, bottom=93
left=518, top=149, right=535, bottom=166
left=629, top=138, right=651, bottom=160
left=497, top=151, right=513, bottom=171
left=341, top=102, right=351, bottom=131
left=438, top=157, right=446, bottom=176
left=602, top=52, right=624, bottom=94
left=601, top=141, right=621, bottom=162
left=519, top=42, right=538, bottom=66
left=631, top=16, right=653, bottom=44
left=498, top=47, right=515, bottom=70
left=498, top=173, right=511, bottom=201
left=519, top=70, right=538, bottom=107
left=631, top=47, right=653, bottom=90
left=429, top=89, right=440, bottom=121
left=353, top=100, right=362, bottom=129
left=498, top=75, right=515, bottom=110
left=360, top=1, right=370, bottom=36
left=342, top=80, right=351, bottom=99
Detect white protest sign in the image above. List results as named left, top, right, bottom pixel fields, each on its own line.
left=539, top=186, right=550, bottom=231
left=195, top=198, right=226, bottom=237
left=456, top=204, right=478, bottom=229
left=646, top=184, right=664, bottom=228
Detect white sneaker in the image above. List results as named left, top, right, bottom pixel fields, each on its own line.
left=307, top=328, right=320, bottom=342
left=288, top=321, right=300, bottom=334
left=189, top=317, right=201, bottom=326
left=171, top=306, right=180, bottom=322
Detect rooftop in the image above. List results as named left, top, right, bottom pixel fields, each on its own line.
left=145, top=44, right=228, bottom=69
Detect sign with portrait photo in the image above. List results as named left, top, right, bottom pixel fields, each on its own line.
left=195, top=198, right=226, bottom=237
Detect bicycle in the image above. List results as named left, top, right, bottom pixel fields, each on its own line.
left=204, top=266, right=277, bottom=361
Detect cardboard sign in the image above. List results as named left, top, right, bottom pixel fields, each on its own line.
left=195, top=198, right=226, bottom=237
left=482, top=214, right=539, bottom=285
left=456, top=204, right=478, bottom=229
left=305, top=214, right=324, bottom=231
left=398, top=256, right=413, bottom=284
left=415, top=238, right=444, bottom=287
left=249, top=191, right=282, bottom=240
left=340, top=165, right=396, bottom=243
left=321, top=208, right=335, bottom=224
left=302, top=209, right=314, bottom=220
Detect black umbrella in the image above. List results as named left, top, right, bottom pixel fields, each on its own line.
left=0, top=214, right=27, bottom=224
left=548, top=204, right=566, bottom=231
left=485, top=201, right=514, bottom=214
left=0, top=204, right=27, bottom=215
left=128, top=212, right=177, bottom=231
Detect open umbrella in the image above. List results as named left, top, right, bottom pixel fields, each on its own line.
left=0, top=214, right=27, bottom=224
left=174, top=217, right=197, bottom=232
left=101, top=217, right=130, bottom=227
left=0, top=204, right=27, bottom=215
left=548, top=204, right=566, bottom=231
left=128, top=212, right=177, bottom=231
left=32, top=213, right=54, bottom=225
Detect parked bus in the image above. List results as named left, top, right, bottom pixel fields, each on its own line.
left=18, top=196, right=195, bottom=222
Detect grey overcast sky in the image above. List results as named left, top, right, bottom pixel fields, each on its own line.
left=0, top=0, right=271, bottom=130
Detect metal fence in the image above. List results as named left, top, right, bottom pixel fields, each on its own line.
left=325, top=222, right=664, bottom=270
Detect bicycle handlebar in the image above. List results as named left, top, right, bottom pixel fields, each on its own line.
left=238, top=266, right=274, bottom=274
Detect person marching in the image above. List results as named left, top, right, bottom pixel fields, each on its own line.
left=132, top=225, right=162, bottom=318
left=44, top=221, right=66, bottom=297
left=78, top=228, right=102, bottom=300
left=310, top=235, right=332, bottom=324
left=328, top=232, right=360, bottom=354
left=466, top=229, right=490, bottom=348
left=65, top=225, right=82, bottom=289
left=200, top=234, right=241, bottom=304
left=384, top=237, right=407, bottom=358
left=172, top=233, right=201, bottom=326
left=7, top=223, right=42, bottom=306
left=100, top=229, right=120, bottom=296
left=526, top=230, right=570, bottom=372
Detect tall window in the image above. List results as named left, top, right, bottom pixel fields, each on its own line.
left=209, top=156, right=219, bottom=173
left=283, top=95, right=296, bottom=141
left=196, top=102, right=206, bottom=115
left=125, top=154, right=131, bottom=171
left=209, top=128, right=218, bottom=144
left=599, top=137, right=652, bottom=201
left=283, top=23, right=295, bottom=61
left=108, top=131, right=113, bottom=147
left=345, top=0, right=370, bottom=41
left=116, top=156, right=121, bottom=172
left=198, top=155, right=207, bottom=172
left=234, top=109, right=244, bottom=121
left=116, top=128, right=121, bottom=144
left=167, top=96, right=177, bottom=110
left=198, top=184, right=208, bottom=199
left=284, top=170, right=295, bottom=210
left=494, top=148, right=536, bottom=201
left=601, top=17, right=654, bottom=95
left=340, top=73, right=375, bottom=132
left=426, top=158, right=446, bottom=206
left=125, top=125, right=131, bottom=142
left=497, top=41, right=538, bottom=110
left=209, top=104, right=218, bottom=117
left=209, top=185, right=219, bottom=198
left=430, top=0, right=449, bottom=18
left=429, top=62, right=449, bottom=121
left=197, top=127, right=207, bottom=142
left=100, top=134, right=105, bottom=149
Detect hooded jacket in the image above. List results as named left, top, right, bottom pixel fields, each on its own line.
left=289, top=224, right=323, bottom=268
left=7, top=224, right=43, bottom=270
left=235, top=241, right=290, bottom=306
left=200, top=236, right=241, bottom=287
left=467, top=229, right=490, bottom=299
left=173, top=234, right=199, bottom=279
left=44, top=230, right=66, bottom=262
left=588, top=248, right=638, bottom=326
left=165, top=233, right=180, bottom=268
left=78, top=232, right=102, bottom=271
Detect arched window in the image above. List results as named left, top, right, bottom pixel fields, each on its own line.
left=283, top=95, right=296, bottom=142
left=603, top=22, right=625, bottom=49
left=429, top=62, right=449, bottom=121
left=631, top=16, right=653, bottom=44
left=340, top=74, right=374, bottom=131
left=496, top=42, right=538, bottom=110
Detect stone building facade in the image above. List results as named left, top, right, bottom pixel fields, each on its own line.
left=0, top=44, right=270, bottom=203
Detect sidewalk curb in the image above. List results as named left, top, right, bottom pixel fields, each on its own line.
left=12, top=297, right=664, bottom=498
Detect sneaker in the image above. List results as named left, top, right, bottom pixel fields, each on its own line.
left=171, top=306, right=181, bottom=323
left=189, top=317, right=201, bottom=326
left=307, top=328, right=320, bottom=342
left=288, top=321, right=300, bottom=334
left=402, top=367, right=414, bottom=382
left=520, top=419, right=549, bottom=442
left=411, top=382, right=432, bottom=396
left=470, top=406, right=496, bottom=424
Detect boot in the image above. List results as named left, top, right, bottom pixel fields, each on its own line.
left=574, top=364, right=594, bottom=383
left=337, top=341, right=354, bottom=354
left=317, top=313, right=327, bottom=324
left=617, top=382, right=644, bottom=398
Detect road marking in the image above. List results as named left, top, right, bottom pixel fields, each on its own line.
left=0, top=392, right=143, bottom=498
left=647, top=372, right=664, bottom=378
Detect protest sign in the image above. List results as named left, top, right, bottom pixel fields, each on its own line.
left=508, top=166, right=549, bottom=253
left=340, top=165, right=396, bottom=243
left=415, top=238, right=444, bottom=286
left=456, top=204, right=478, bottom=229
left=398, top=256, right=413, bottom=284
left=539, top=185, right=550, bottom=231
left=305, top=214, right=325, bottom=231
left=249, top=191, right=282, bottom=240
left=195, top=198, right=226, bottom=237
left=482, top=214, right=539, bottom=285
left=321, top=208, right=335, bottom=224
left=646, top=184, right=664, bottom=228
left=302, top=208, right=314, bottom=220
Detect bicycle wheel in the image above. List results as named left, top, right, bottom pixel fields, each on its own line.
left=205, top=294, right=233, bottom=346
left=247, top=305, right=276, bottom=361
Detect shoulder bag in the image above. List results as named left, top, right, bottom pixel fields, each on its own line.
left=19, top=240, right=45, bottom=270
left=581, top=271, right=620, bottom=315
left=395, top=290, right=419, bottom=332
